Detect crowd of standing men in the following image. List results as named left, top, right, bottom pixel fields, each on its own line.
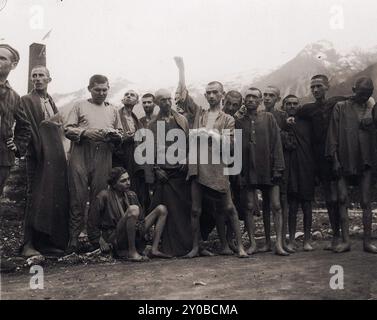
left=1, top=44, right=377, bottom=267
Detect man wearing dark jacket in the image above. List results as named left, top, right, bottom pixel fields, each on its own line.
left=21, top=66, right=69, bottom=257
left=0, top=44, right=30, bottom=196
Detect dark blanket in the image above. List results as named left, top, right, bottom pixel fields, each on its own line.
left=282, top=118, right=315, bottom=200
left=21, top=91, right=69, bottom=249
left=149, top=170, right=192, bottom=256
left=30, top=120, right=69, bottom=249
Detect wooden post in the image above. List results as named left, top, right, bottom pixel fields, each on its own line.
left=28, top=43, right=46, bottom=93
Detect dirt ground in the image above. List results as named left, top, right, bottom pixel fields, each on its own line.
left=1, top=165, right=377, bottom=300
left=1, top=237, right=377, bottom=300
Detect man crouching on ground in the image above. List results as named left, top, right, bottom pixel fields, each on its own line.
left=93, top=167, right=171, bottom=261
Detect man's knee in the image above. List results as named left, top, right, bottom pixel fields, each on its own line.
left=271, top=197, right=281, bottom=212
left=127, top=205, right=140, bottom=219
left=156, top=204, right=168, bottom=217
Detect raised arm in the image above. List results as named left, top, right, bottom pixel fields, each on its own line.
left=173, top=57, right=199, bottom=122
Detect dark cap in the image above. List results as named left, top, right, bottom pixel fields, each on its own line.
left=0, top=44, right=20, bottom=63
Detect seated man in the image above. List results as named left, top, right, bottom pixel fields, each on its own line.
left=94, top=167, right=171, bottom=261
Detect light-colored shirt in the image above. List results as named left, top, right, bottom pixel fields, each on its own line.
left=206, top=110, right=220, bottom=129
left=64, top=99, right=122, bottom=141
left=40, top=97, right=55, bottom=119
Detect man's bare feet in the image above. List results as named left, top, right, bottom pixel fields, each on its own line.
left=258, top=243, right=272, bottom=253
left=285, top=241, right=297, bottom=253
left=247, top=243, right=257, bottom=255
left=303, top=241, right=314, bottom=251
left=21, top=244, right=41, bottom=258
left=150, top=250, right=172, bottom=259
left=182, top=248, right=200, bottom=259
left=323, top=237, right=340, bottom=251
left=237, top=247, right=249, bottom=258
left=200, top=248, right=215, bottom=257
left=219, top=246, right=234, bottom=256
left=363, top=242, right=377, bottom=254
left=333, top=242, right=351, bottom=253
left=128, top=252, right=149, bottom=262
left=275, top=245, right=290, bottom=256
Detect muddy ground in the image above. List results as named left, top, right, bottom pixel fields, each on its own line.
left=1, top=238, right=377, bottom=300
left=1, top=161, right=377, bottom=300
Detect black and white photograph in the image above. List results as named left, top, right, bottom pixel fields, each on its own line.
left=1, top=0, right=377, bottom=304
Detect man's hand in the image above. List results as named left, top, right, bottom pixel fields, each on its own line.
left=83, top=129, right=105, bottom=141
left=174, top=56, right=185, bottom=70
left=286, top=116, right=295, bottom=125
left=99, top=236, right=111, bottom=253
left=122, top=131, right=135, bottom=142
left=155, top=167, right=169, bottom=183
left=6, top=138, right=17, bottom=152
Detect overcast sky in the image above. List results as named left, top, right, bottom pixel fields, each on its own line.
left=1, top=0, right=377, bottom=95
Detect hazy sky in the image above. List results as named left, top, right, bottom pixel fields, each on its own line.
left=1, top=0, right=377, bottom=95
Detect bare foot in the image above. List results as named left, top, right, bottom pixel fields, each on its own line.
left=323, top=237, right=340, bottom=251
left=200, top=248, right=215, bottom=257
left=128, top=252, right=149, bottom=262
left=247, top=243, right=257, bottom=255
left=21, top=245, right=41, bottom=258
left=285, top=242, right=296, bottom=253
left=258, top=243, right=272, bottom=253
left=150, top=250, right=172, bottom=259
left=219, top=246, right=234, bottom=256
left=275, top=246, right=290, bottom=256
left=237, top=247, right=249, bottom=258
left=303, top=242, right=314, bottom=251
left=182, top=248, right=200, bottom=259
left=333, top=242, right=351, bottom=253
left=363, top=242, right=377, bottom=254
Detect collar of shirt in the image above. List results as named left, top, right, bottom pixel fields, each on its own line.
left=0, top=80, right=11, bottom=89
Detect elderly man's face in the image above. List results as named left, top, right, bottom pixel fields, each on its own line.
left=122, top=90, right=139, bottom=106
left=157, top=94, right=172, bottom=113
left=245, top=90, right=262, bottom=111
left=224, top=96, right=242, bottom=116
left=283, top=97, right=300, bottom=116
left=89, top=82, right=109, bottom=105
left=205, top=83, right=223, bottom=108
left=0, top=48, right=17, bottom=78
left=263, top=89, right=279, bottom=109
left=31, top=67, right=51, bottom=91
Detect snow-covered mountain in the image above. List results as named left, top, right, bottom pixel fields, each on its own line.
left=54, top=40, right=377, bottom=118
left=251, top=40, right=377, bottom=101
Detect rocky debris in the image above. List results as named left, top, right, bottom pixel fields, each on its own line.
left=295, top=232, right=304, bottom=240
left=26, top=255, right=46, bottom=267
left=312, top=231, right=323, bottom=240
